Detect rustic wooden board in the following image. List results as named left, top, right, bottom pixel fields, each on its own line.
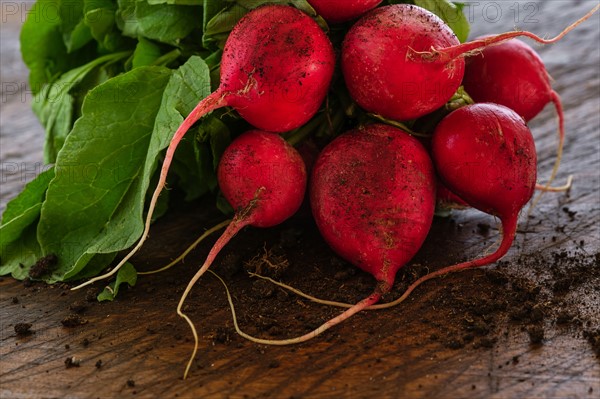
left=1, top=1, right=599, bottom=398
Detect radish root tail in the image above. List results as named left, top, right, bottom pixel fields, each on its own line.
left=178, top=188, right=266, bottom=378
left=535, top=175, right=573, bottom=193
left=139, top=219, right=231, bottom=276
left=177, top=217, right=250, bottom=379
left=528, top=90, right=567, bottom=215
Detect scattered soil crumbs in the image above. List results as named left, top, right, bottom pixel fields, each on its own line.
left=208, top=217, right=600, bottom=359
left=85, top=288, right=98, bottom=302
left=61, top=314, right=87, bottom=327
left=28, top=254, right=58, bottom=279
left=392, top=249, right=600, bottom=355
left=14, top=323, right=32, bottom=336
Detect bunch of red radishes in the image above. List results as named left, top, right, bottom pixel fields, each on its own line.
left=80, top=1, right=598, bottom=375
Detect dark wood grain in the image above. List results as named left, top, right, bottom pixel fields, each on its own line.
left=1, top=1, right=599, bottom=398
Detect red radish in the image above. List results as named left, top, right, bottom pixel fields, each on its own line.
left=342, top=4, right=465, bottom=121
left=341, top=4, right=599, bottom=121
left=312, top=124, right=435, bottom=287
left=428, top=103, right=536, bottom=279
left=308, top=0, right=382, bottom=24
left=462, top=38, right=565, bottom=190
left=178, top=130, right=307, bottom=378
left=73, top=4, right=334, bottom=290
left=234, top=124, right=436, bottom=345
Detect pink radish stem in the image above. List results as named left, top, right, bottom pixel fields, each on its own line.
left=415, top=4, right=600, bottom=63
left=177, top=189, right=267, bottom=379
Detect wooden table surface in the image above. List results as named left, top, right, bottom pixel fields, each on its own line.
left=1, top=1, right=599, bottom=398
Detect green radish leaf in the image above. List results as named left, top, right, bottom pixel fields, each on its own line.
left=203, top=0, right=319, bottom=49
left=201, top=116, right=231, bottom=172
left=147, top=0, right=203, bottom=5
left=170, top=134, right=213, bottom=201
left=32, top=51, right=131, bottom=163
left=66, top=57, right=211, bottom=282
left=36, top=66, right=173, bottom=282
left=20, top=0, right=72, bottom=94
left=83, top=0, right=126, bottom=52
left=97, top=262, right=138, bottom=301
left=0, top=224, right=44, bottom=281
left=27, top=56, right=211, bottom=283
left=0, top=169, right=54, bottom=248
left=116, top=0, right=202, bottom=45
left=115, top=0, right=142, bottom=38
left=59, top=0, right=94, bottom=52
left=413, top=0, right=470, bottom=42
left=0, top=169, right=55, bottom=279
left=1, top=168, right=55, bottom=228
left=131, top=37, right=163, bottom=68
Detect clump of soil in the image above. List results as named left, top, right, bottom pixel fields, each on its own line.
left=69, top=301, right=87, bottom=313
left=64, top=357, right=80, bottom=368
left=28, top=254, right=58, bottom=279
left=213, top=326, right=233, bottom=345
left=61, top=314, right=87, bottom=327
left=14, top=323, right=32, bottom=336
left=85, top=288, right=98, bottom=302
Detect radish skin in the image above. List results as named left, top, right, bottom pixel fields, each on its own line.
left=342, top=5, right=465, bottom=121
